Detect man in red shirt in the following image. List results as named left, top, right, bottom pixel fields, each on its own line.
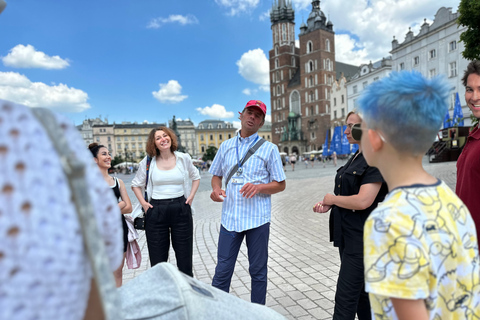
left=456, top=60, right=480, bottom=240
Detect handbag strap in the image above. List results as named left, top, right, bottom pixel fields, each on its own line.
left=31, top=108, right=122, bottom=320
left=143, top=156, right=152, bottom=202
left=225, top=138, right=266, bottom=187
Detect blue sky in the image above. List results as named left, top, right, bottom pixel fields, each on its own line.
left=0, top=0, right=460, bottom=127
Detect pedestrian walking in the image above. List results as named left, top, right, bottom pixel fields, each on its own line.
left=290, top=153, right=297, bottom=171
left=313, top=111, right=388, bottom=320
left=209, top=100, right=286, bottom=305
left=131, top=127, right=200, bottom=276
left=89, top=143, right=132, bottom=287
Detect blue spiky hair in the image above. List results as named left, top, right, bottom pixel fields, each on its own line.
left=357, top=71, right=450, bottom=155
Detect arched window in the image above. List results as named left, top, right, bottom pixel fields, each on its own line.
left=326, top=59, right=331, bottom=71
left=310, top=91, right=314, bottom=102
left=307, top=41, right=313, bottom=53
left=208, top=124, right=213, bottom=129
left=326, top=39, right=330, bottom=52
left=277, top=98, right=281, bottom=109
left=290, top=90, right=300, bottom=114
left=282, top=24, right=286, bottom=41
left=310, top=106, right=314, bottom=115
left=309, top=76, right=313, bottom=87
left=291, top=57, right=295, bottom=67
left=277, top=85, right=281, bottom=96
left=291, top=44, right=294, bottom=53
left=309, top=61, right=314, bottom=72
left=275, top=59, right=279, bottom=68
left=275, top=45, right=279, bottom=55
left=276, top=71, right=280, bottom=81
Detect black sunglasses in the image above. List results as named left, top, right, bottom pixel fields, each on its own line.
left=351, top=123, right=363, bottom=141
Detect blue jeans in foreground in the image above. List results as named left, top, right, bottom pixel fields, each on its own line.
left=212, top=223, right=270, bottom=305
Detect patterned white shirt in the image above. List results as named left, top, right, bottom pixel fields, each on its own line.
left=209, top=132, right=286, bottom=232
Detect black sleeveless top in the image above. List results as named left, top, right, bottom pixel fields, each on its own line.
left=111, top=177, right=121, bottom=201
left=111, top=177, right=128, bottom=252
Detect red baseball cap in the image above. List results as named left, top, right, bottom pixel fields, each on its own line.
left=244, top=100, right=267, bottom=115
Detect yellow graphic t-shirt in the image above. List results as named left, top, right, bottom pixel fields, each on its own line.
left=364, top=180, right=480, bottom=319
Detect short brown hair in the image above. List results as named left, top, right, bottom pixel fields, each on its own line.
left=462, top=60, right=480, bottom=87
left=146, top=126, right=178, bottom=157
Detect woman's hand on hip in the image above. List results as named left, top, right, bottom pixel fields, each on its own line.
left=141, top=201, right=153, bottom=213
left=185, top=195, right=195, bottom=206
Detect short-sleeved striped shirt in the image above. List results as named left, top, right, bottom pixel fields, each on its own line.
left=209, top=132, right=286, bottom=232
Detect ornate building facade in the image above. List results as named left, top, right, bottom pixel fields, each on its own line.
left=269, top=0, right=335, bottom=155
left=196, top=120, right=236, bottom=157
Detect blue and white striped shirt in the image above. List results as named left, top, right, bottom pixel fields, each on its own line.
left=209, top=132, right=286, bottom=232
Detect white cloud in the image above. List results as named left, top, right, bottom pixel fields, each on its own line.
left=196, top=104, right=234, bottom=119
left=152, top=80, right=188, bottom=104
left=242, top=88, right=252, bottom=95
left=147, top=14, right=198, bottom=29
left=2, top=44, right=70, bottom=69
left=215, top=0, right=260, bottom=16
left=319, top=0, right=460, bottom=64
left=232, top=121, right=241, bottom=129
left=259, top=10, right=270, bottom=21
left=237, top=48, right=269, bottom=87
left=292, top=0, right=311, bottom=11
left=0, top=71, right=90, bottom=112
left=265, top=114, right=271, bottom=123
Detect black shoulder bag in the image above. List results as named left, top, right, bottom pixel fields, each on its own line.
left=133, top=156, right=152, bottom=230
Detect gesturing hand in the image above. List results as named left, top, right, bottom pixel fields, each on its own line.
left=239, top=183, right=261, bottom=198
left=210, top=188, right=226, bottom=202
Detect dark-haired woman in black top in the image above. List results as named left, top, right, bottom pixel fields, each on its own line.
left=313, top=112, right=388, bottom=320
left=89, top=143, right=132, bottom=287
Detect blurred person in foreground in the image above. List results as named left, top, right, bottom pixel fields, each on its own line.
left=0, top=100, right=123, bottom=320
left=456, top=60, right=480, bottom=242
left=357, top=71, right=479, bottom=319
left=313, top=110, right=388, bottom=320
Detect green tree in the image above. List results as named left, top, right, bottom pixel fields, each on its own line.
left=458, top=0, right=480, bottom=60
left=111, top=155, right=124, bottom=167
left=202, top=146, right=218, bottom=161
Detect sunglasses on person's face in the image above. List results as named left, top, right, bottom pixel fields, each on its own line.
left=351, top=124, right=387, bottom=142
left=351, top=123, right=364, bottom=141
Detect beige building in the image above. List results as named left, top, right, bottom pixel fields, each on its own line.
left=92, top=124, right=116, bottom=156
left=259, top=121, right=272, bottom=142
left=114, top=122, right=165, bottom=161
left=196, top=120, right=236, bottom=157
left=330, top=75, right=348, bottom=128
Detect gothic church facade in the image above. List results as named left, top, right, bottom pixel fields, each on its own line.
left=269, top=0, right=335, bottom=155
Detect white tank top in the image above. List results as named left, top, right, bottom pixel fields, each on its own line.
left=151, top=163, right=184, bottom=199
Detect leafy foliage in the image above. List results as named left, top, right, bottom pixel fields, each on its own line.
left=458, top=0, right=480, bottom=60
left=202, top=146, right=218, bottom=161
left=111, top=155, right=124, bottom=167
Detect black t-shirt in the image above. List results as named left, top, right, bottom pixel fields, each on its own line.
left=329, top=151, right=388, bottom=254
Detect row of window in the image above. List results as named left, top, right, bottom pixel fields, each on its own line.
left=198, top=123, right=233, bottom=129
left=333, top=95, right=345, bottom=107
left=306, top=39, right=331, bottom=53
left=199, top=133, right=232, bottom=141
left=332, top=109, right=346, bottom=120
left=117, top=143, right=144, bottom=151
left=399, top=61, right=458, bottom=78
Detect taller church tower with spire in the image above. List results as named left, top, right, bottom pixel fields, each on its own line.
left=269, top=0, right=335, bottom=155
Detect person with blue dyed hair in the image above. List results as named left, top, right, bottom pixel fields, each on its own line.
left=356, top=71, right=479, bottom=319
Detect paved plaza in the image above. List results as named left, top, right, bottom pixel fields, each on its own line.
left=120, top=157, right=458, bottom=319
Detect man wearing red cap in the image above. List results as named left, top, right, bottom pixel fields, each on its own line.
left=209, top=100, right=286, bottom=305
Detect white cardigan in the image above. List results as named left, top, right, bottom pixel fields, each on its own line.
left=131, top=151, right=201, bottom=218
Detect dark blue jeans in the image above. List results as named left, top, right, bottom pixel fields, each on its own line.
left=212, top=223, right=270, bottom=305
left=145, top=196, right=193, bottom=277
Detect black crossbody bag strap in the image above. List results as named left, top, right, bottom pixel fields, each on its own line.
left=225, top=138, right=266, bottom=187
left=143, top=156, right=152, bottom=202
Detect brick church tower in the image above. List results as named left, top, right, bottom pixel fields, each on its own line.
left=269, top=0, right=335, bottom=155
